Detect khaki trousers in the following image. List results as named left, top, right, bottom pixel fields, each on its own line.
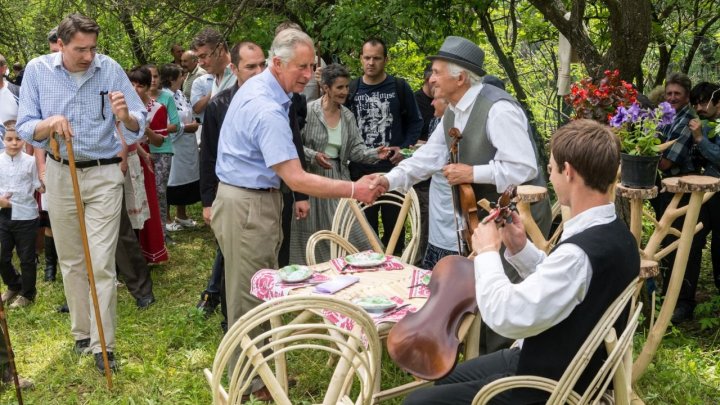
left=47, top=158, right=123, bottom=353
left=211, top=184, right=283, bottom=330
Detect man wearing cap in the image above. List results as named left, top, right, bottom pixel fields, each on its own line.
left=369, top=36, right=551, bottom=352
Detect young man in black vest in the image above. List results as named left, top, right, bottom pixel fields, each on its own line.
left=345, top=38, right=423, bottom=255
left=403, top=119, right=640, bottom=405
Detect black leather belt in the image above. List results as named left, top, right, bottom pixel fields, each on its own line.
left=237, top=185, right=279, bottom=192
left=49, top=155, right=122, bottom=168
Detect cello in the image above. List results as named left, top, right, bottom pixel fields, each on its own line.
left=387, top=186, right=518, bottom=381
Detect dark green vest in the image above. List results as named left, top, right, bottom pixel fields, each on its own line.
left=443, top=84, right=552, bottom=235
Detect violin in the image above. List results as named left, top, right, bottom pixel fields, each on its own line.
left=386, top=255, right=476, bottom=381
left=481, top=185, right=518, bottom=227
left=448, top=128, right=478, bottom=256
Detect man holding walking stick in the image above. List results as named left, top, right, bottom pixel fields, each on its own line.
left=16, top=14, right=146, bottom=374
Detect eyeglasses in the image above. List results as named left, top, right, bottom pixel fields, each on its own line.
left=196, top=42, right=222, bottom=61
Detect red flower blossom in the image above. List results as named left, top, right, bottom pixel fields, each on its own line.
left=565, top=70, right=638, bottom=124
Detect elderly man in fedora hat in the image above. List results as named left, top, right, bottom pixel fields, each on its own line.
left=370, top=36, right=552, bottom=358
left=370, top=35, right=550, bottom=269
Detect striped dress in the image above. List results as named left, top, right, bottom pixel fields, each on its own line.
left=288, top=98, right=381, bottom=265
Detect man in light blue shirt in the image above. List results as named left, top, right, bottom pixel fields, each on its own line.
left=211, top=30, right=385, bottom=391
left=16, top=13, right=145, bottom=375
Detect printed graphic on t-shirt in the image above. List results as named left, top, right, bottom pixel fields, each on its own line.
left=355, top=91, right=396, bottom=148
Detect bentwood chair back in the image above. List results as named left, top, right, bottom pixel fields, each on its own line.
left=204, top=295, right=382, bottom=405
left=472, top=277, right=642, bottom=405
left=307, top=188, right=421, bottom=265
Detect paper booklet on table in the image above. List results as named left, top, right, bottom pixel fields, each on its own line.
left=314, top=275, right=359, bottom=294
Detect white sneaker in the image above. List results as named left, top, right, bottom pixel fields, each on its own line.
left=174, top=217, right=197, bottom=228
left=166, top=221, right=183, bottom=232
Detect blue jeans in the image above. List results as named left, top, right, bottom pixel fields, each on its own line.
left=421, top=243, right=458, bottom=270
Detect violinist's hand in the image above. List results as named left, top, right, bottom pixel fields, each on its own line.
left=499, top=211, right=527, bottom=255
left=472, top=220, right=501, bottom=254
left=443, top=163, right=473, bottom=185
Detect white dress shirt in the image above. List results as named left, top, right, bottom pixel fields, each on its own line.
left=384, top=83, right=539, bottom=251
left=0, top=151, right=42, bottom=220
left=473, top=203, right=617, bottom=340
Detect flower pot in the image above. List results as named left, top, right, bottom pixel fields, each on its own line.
left=620, top=153, right=660, bottom=189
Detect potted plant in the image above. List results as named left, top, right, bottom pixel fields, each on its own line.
left=609, top=102, right=676, bottom=188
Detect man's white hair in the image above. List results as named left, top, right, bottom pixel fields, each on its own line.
left=270, top=29, right=314, bottom=64
left=447, top=62, right=482, bottom=86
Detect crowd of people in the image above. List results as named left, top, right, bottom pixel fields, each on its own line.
left=0, top=11, right=718, bottom=403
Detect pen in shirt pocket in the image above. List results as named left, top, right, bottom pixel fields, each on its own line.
left=99, top=90, right=109, bottom=120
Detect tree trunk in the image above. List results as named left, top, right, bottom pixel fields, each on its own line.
left=117, top=11, right=147, bottom=65
left=528, top=0, right=652, bottom=83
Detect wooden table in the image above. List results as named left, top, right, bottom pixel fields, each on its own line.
left=616, top=175, right=720, bottom=382
left=251, top=257, right=481, bottom=403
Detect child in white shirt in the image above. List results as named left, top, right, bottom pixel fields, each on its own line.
left=0, top=123, right=44, bottom=308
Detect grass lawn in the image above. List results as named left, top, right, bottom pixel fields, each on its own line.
left=1, top=204, right=718, bottom=404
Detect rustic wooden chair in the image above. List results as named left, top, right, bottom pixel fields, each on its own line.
left=306, top=188, right=421, bottom=265
left=204, top=295, right=382, bottom=405
left=472, top=277, right=642, bottom=405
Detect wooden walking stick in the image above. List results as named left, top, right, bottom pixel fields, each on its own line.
left=60, top=134, right=113, bottom=388
left=0, top=297, right=23, bottom=404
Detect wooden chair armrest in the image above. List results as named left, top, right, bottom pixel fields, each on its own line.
left=472, top=375, right=581, bottom=405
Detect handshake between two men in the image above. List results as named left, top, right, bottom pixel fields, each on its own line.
left=351, top=173, right=389, bottom=205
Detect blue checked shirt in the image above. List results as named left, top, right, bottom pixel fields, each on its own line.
left=16, top=52, right=146, bottom=160
left=215, top=68, right=298, bottom=189
left=660, top=104, right=702, bottom=176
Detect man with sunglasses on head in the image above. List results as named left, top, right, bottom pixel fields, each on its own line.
left=16, top=13, right=146, bottom=374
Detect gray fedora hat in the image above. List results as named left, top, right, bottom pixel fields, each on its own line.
left=427, top=36, right=486, bottom=77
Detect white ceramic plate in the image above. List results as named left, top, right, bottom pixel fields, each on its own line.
left=278, top=265, right=314, bottom=283
left=345, top=252, right=387, bottom=268
left=353, top=296, right=396, bottom=312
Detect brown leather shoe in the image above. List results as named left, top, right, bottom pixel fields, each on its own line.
left=241, top=385, right=272, bottom=402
